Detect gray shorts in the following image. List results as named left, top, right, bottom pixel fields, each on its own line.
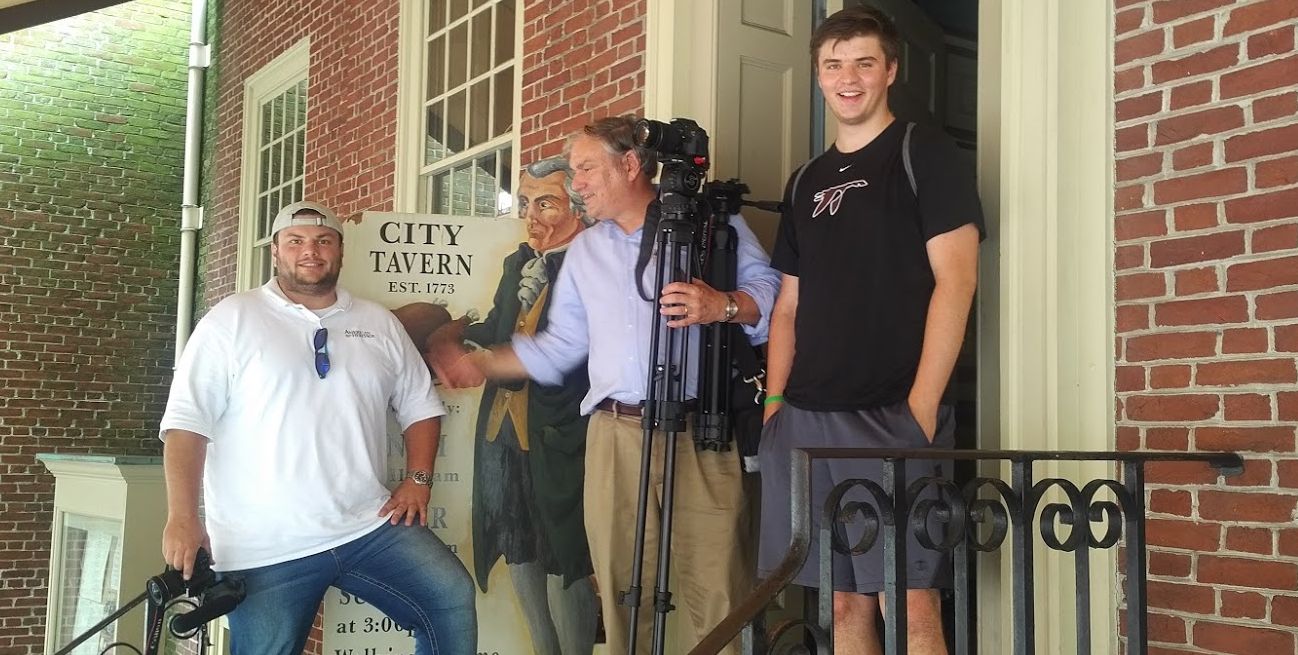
left=756, top=400, right=955, bottom=594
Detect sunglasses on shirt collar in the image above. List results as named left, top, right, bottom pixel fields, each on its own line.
left=313, top=328, right=330, bottom=379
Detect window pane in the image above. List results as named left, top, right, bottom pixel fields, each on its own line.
left=431, top=170, right=452, bottom=214
left=450, top=0, right=469, bottom=21
left=297, top=79, right=308, bottom=123
left=498, top=146, right=513, bottom=215
left=53, top=515, right=122, bottom=653
left=271, top=93, right=284, bottom=138
left=495, top=1, right=515, bottom=67
left=499, top=146, right=512, bottom=196
left=285, top=87, right=298, bottom=131
left=446, top=89, right=466, bottom=154
left=293, top=179, right=303, bottom=205
left=269, top=141, right=282, bottom=189
left=428, top=0, right=448, bottom=34
left=453, top=162, right=472, bottom=214
left=260, top=102, right=272, bottom=143
left=426, top=101, right=447, bottom=165
left=469, top=79, right=489, bottom=148
left=470, top=11, right=491, bottom=79
left=258, top=246, right=272, bottom=281
left=294, top=132, right=305, bottom=179
left=260, top=147, right=271, bottom=190
left=447, top=22, right=468, bottom=91
left=259, top=194, right=270, bottom=237
left=475, top=152, right=496, bottom=216
left=427, top=35, right=445, bottom=99
left=492, top=67, right=512, bottom=138
left=284, top=139, right=293, bottom=189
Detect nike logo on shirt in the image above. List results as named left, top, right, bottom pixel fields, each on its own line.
left=838, top=165, right=853, bottom=172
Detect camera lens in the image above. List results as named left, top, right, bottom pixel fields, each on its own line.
left=147, top=569, right=187, bottom=605
left=633, top=120, right=660, bottom=148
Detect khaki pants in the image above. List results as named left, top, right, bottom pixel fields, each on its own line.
left=584, top=410, right=752, bottom=655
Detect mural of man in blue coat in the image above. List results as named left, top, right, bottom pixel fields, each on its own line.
left=430, top=156, right=598, bottom=655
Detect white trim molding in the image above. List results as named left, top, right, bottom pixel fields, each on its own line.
left=977, top=0, right=1116, bottom=652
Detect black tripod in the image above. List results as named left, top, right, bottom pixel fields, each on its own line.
left=620, top=118, right=774, bottom=655
left=620, top=173, right=700, bottom=655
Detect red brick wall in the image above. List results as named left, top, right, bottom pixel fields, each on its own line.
left=519, top=0, right=646, bottom=165
left=201, top=0, right=401, bottom=301
left=0, top=2, right=190, bottom=652
left=1114, top=0, right=1298, bottom=650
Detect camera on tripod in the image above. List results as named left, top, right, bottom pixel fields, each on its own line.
left=634, top=118, right=709, bottom=163
left=634, top=118, right=710, bottom=200
left=628, top=116, right=771, bottom=455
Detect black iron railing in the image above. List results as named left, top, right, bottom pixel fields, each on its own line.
left=691, top=449, right=1243, bottom=655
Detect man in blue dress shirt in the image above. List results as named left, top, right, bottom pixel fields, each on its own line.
left=446, top=115, right=780, bottom=654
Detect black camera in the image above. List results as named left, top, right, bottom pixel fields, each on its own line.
left=147, top=548, right=246, bottom=636
left=634, top=118, right=710, bottom=163
left=56, top=548, right=244, bottom=655
left=147, top=548, right=218, bottom=605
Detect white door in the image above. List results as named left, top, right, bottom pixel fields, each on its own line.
left=711, top=0, right=813, bottom=250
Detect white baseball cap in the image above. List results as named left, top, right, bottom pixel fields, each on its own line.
left=270, top=200, right=344, bottom=237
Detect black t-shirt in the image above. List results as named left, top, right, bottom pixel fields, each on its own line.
left=771, top=120, right=985, bottom=411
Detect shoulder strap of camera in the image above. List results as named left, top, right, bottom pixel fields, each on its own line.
left=633, top=198, right=661, bottom=302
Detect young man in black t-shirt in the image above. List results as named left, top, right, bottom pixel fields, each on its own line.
left=757, top=6, right=984, bottom=654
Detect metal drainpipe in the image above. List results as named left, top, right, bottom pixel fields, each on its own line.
left=176, top=0, right=210, bottom=365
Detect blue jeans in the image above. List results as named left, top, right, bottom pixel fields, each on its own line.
left=224, top=522, right=476, bottom=655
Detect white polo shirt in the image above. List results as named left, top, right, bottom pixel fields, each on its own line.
left=160, top=280, right=445, bottom=570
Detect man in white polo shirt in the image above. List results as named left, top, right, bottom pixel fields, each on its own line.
left=159, top=201, right=476, bottom=655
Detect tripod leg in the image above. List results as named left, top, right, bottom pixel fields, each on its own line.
left=621, top=418, right=659, bottom=655
left=651, top=429, right=680, bottom=655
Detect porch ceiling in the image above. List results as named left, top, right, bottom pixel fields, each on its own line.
left=0, top=0, right=133, bottom=35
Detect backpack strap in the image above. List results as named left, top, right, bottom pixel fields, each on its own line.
left=902, top=121, right=918, bottom=196
left=788, top=150, right=825, bottom=216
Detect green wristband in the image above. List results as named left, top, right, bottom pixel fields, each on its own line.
left=763, top=394, right=784, bottom=406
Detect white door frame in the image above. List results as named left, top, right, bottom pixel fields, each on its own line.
left=978, top=0, right=1116, bottom=652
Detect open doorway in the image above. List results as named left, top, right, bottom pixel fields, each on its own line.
left=815, top=0, right=982, bottom=650
left=850, top=0, right=981, bottom=502
left=825, top=0, right=981, bottom=493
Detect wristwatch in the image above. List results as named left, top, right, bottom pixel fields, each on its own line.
left=723, top=293, right=739, bottom=323
left=408, top=470, right=432, bottom=486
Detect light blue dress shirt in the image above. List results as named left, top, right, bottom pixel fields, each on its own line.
left=513, top=213, right=781, bottom=416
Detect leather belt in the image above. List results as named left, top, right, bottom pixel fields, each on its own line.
left=595, top=398, right=698, bottom=417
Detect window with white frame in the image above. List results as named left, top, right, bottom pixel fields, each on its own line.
left=421, top=0, right=516, bottom=216
left=238, top=39, right=309, bottom=290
